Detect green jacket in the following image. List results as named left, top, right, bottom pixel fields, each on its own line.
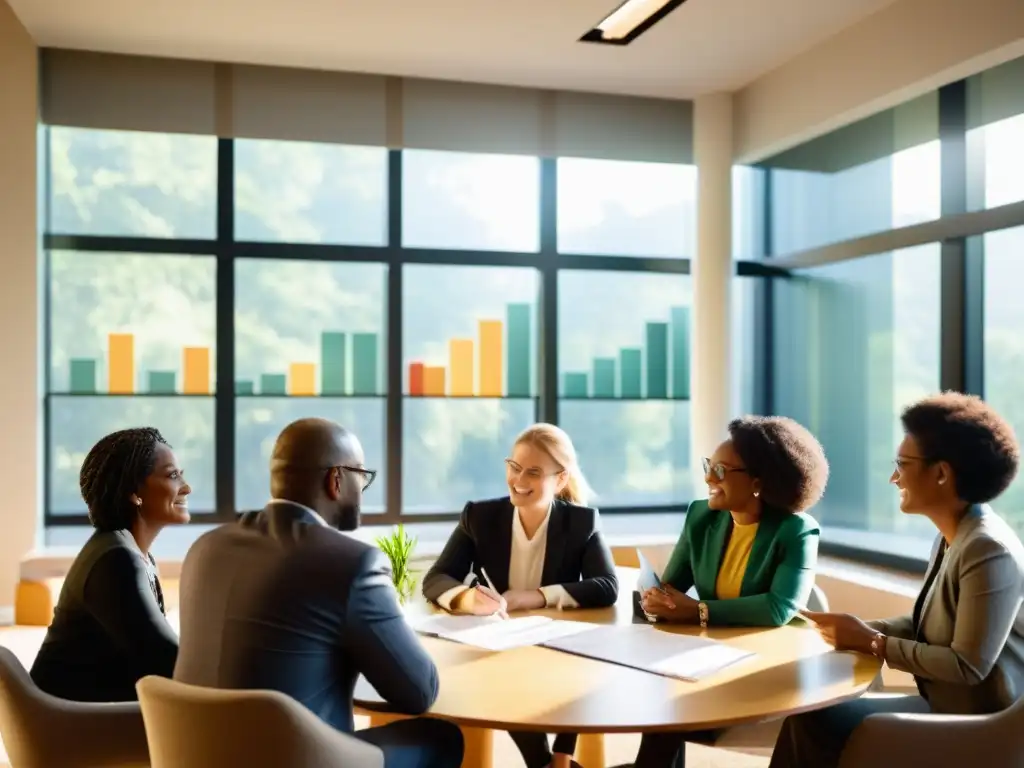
left=661, top=499, right=820, bottom=627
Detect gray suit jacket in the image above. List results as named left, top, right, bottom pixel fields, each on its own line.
left=174, top=501, right=439, bottom=732
left=868, top=504, right=1024, bottom=714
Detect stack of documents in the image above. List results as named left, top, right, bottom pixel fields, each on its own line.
left=543, top=624, right=755, bottom=682
left=412, top=614, right=601, bottom=652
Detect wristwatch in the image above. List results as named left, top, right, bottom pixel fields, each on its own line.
left=870, top=632, right=887, bottom=659
left=698, top=601, right=709, bottom=628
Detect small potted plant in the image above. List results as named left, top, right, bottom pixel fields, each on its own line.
left=375, top=525, right=418, bottom=606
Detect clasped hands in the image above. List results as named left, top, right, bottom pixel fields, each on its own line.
left=452, top=585, right=548, bottom=617
left=639, top=584, right=700, bottom=623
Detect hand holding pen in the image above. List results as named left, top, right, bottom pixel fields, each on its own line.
left=452, top=567, right=509, bottom=618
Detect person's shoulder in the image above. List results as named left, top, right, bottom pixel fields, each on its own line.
left=555, top=499, right=600, bottom=527
left=684, top=499, right=716, bottom=528
left=460, top=496, right=512, bottom=526
left=776, top=508, right=821, bottom=536
left=962, top=506, right=1024, bottom=571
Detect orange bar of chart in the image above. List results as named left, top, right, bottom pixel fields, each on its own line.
left=449, top=339, right=474, bottom=396
left=479, top=320, right=503, bottom=397
left=423, top=366, right=446, bottom=396
left=183, top=347, right=211, bottom=394
left=289, top=363, right=316, bottom=396
left=108, top=333, right=134, bottom=394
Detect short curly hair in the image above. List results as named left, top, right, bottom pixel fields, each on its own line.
left=728, top=416, right=829, bottom=512
left=901, top=392, right=1019, bottom=504
left=79, top=427, right=170, bottom=532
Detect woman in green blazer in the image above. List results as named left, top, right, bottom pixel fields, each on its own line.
left=618, top=415, right=829, bottom=768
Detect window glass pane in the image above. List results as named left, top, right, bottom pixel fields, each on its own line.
left=732, top=276, right=759, bottom=418
left=234, top=139, right=388, bottom=245
left=982, top=225, right=1024, bottom=535
left=235, top=399, right=385, bottom=514
left=49, top=398, right=215, bottom=516
left=49, top=127, right=217, bottom=239
left=764, top=94, right=940, bottom=254
left=402, top=264, right=540, bottom=512
left=47, top=250, right=217, bottom=517
left=558, top=270, right=692, bottom=506
left=967, top=55, right=1024, bottom=210
left=234, top=259, right=387, bottom=511
left=772, top=245, right=941, bottom=555
left=49, top=251, right=217, bottom=394
left=557, top=158, right=696, bottom=258
left=732, top=166, right=766, bottom=260
left=402, top=149, right=540, bottom=252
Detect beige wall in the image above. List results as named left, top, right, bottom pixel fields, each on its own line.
left=733, top=0, right=1024, bottom=162
left=0, top=0, right=38, bottom=618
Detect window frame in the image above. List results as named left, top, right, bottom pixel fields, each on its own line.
left=42, top=137, right=777, bottom=527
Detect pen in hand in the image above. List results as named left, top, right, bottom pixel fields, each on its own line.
left=479, top=567, right=509, bottom=620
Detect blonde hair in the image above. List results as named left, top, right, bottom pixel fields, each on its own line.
left=514, top=423, right=594, bottom=506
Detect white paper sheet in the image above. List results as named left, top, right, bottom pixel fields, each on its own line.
left=543, top=624, right=755, bottom=681
left=412, top=614, right=601, bottom=651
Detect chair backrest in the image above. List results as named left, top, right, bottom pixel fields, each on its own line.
left=807, top=583, right=830, bottom=612
left=137, top=676, right=384, bottom=768
left=0, top=646, right=150, bottom=768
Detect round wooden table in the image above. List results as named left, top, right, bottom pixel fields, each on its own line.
left=355, top=568, right=881, bottom=767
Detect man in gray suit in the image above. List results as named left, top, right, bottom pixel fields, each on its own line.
left=175, top=417, right=464, bottom=768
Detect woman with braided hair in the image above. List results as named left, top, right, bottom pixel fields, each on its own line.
left=30, top=427, right=190, bottom=702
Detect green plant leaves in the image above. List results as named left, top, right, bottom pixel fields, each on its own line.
left=375, top=524, right=419, bottom=604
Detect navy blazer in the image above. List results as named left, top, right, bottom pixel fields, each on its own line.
left=421, top=497, right=619, bottom=608
left=174, top=500, right=439, bottom=731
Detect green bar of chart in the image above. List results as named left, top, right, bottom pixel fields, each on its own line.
left=148, top=371, right=177, bottom=394
left=235, top=380, right=254, bottom=395
left=563, top=373, right=589, bottom=399
left=593, top=358, right=616, bottom=398
left=260, top=373, right=287, bottom=395
left=646, top=322, right=668, bottom=398
left=671, top=306, right=690, bottom=400
left=507, top=303, right=531, bottom=397
left=321, top=332, right=347, bottom=395
left=69, top=358, right=97, bottom=394
left=619, top=348, right=642, bottom=399
left=352, top=333, right=378, bottom=395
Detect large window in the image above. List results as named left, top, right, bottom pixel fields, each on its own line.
left=48, top=250, right=217, bottom=515
left=43, top=126, right=764, bottom=532
left=967, top=55, right=1024, bottom=211
left=773, top=245, right=941, bottom=557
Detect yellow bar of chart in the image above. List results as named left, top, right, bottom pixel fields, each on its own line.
left=108, top=333, right=135, bottom=394
left=423, top=366, right=446, bottom=396
left=289, top=363, right=316, bottom=396
left=449, top=339, right=474, bottom=396
left=183, top=347, right=211, bottom=394
left=478, top=320, right=503, bottom=397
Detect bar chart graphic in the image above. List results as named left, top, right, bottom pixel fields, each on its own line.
left=235, top=331, right=381, bottom=396
left=67, top=333, right=213, bottom=395
left=407, top=303, right=532, bottom=397
left=562, top=306, right=690, bottom=400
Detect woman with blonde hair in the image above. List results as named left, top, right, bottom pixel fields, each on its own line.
left=423, top=422, right=618, bottom=768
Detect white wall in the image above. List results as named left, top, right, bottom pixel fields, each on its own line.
left=0, top=0, right=38, bottom=618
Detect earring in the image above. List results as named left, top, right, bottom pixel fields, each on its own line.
left=938, top=478, right=946, bottom=485
left=133, top=496, right=143, bottom=506
left=753, top=490, right=760, bottom=498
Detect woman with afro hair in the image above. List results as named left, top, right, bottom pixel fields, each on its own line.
left=620, top=415, right=829, bottom=768
left=770, top=392, right=1024, bottom=768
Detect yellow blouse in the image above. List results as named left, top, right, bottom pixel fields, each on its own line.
left=714, top=522, right=760, bottom=600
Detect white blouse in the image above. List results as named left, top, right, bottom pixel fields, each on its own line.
left=438, top=507, right=579, bottom=611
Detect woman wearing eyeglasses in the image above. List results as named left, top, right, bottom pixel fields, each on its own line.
left=768, top=393, right=1024, bottom=768
left=422, top=422, right=618, bottom=768
left=620, top=415, right=829, bottom=768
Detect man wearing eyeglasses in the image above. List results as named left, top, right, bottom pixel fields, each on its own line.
left=174, top=417, right=464, bottom=768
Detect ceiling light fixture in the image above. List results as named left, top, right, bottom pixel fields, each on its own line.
left=579, top=0, right=688, bottom=46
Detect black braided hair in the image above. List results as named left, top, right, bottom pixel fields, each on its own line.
left=79, top=427, right=170, bottom=532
